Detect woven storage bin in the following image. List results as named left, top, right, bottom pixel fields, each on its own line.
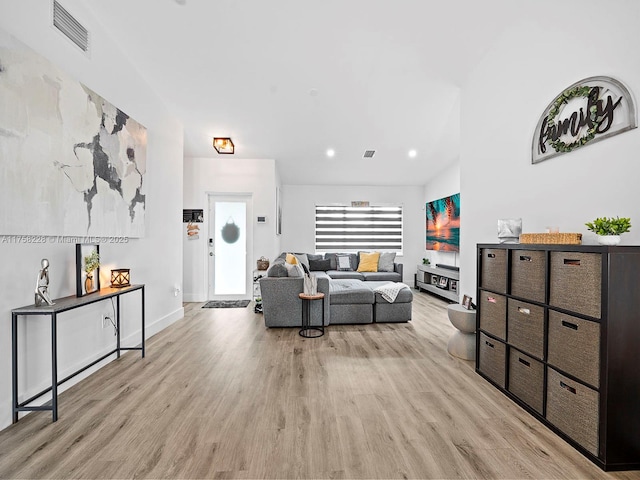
left=549, top=252, right=602, bottom=319
left=256, top=257, right=270, bottom=270
left=508, top=349, right=544, bottom=414
left=546, top=367, right=599, bottom=456
left=510, top=250, right=546, bottom=303
left=480, top=248, right=507, bottom=293
left=478, top=332, right=506, bottom=388
left=519, top=233, right=582, bottom=245
left=548, top=310, right=600, bottom=388
left=479, top=291, right=507, bottom=340
left=507, top=299, right=545, bottom=359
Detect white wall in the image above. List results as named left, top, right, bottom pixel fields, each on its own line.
left=183, top=157, right=278, bottom=301
left=423, top=162, right=461, bottom=272
left=0, top=1, right=184, bottom=430
left=459, top=0, right=640, bottom=296
left=281, top=184, right=424, bottom=283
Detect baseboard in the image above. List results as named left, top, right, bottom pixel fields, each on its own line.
left=0, top=306, right=184, bottom=431
left=183, top=293, right=205, bottom=302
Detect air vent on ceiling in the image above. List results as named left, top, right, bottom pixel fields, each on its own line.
left=53, top=0, right=89, bottom=53
left=363, top=150, right=376, bottom=158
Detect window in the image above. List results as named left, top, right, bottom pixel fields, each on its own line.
left=315, top=205, right=403, bottom=253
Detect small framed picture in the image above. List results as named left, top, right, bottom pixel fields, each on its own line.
left=76, top=244, right=100, bottom=297
left=438, top=276, right=448, bottom=288
left=462, top=294, right=473, bottom=310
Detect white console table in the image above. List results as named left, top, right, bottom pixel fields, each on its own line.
left=416, top=264, right=459, bottom=302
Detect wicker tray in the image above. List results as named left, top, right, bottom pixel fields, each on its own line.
left=519, top=233, right=582, bottom=245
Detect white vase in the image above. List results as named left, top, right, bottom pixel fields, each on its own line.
left=597, top=235, right=621, bottom=246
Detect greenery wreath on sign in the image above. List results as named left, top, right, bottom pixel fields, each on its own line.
left=547, top=85, right=599, bottom=153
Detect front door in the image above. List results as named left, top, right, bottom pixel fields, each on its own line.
left=207, top=194, right=252, bottom=300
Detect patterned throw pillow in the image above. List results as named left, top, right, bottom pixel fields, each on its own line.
left=336, top=254, right=353, bottom=271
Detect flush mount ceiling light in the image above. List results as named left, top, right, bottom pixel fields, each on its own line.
left=326, top=148, right=335, bottom=158
left=213, top=137, right=234, bottom=154
left=408, top=149, right=417, bottom=158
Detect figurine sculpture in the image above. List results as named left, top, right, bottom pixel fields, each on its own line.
left=35, top=258, right=54, bottom=306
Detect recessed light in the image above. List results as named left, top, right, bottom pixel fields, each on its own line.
left=408, top=149, right=417, bottom=158
left=326, top=149, right=335, bottom=158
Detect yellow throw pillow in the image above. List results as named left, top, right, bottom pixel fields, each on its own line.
left=357, top=251, right=380, bottom=272
left=285, top=253, right=298, bottom=265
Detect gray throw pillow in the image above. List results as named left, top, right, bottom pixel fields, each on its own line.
left=324, top=253, right=337, bottom=270
left=307, top=254, right=323, bottom=262
left=378, top=252, right=396, bottom=272
left=294, top=253, right=309, bottom=269
left=267, top=261, right=288, bottom=277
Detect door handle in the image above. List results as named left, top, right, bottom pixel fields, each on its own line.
left=209, top=252, right=213, bottom=256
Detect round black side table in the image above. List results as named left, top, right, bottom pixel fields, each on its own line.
left=298, top=292, right=325, bottom=338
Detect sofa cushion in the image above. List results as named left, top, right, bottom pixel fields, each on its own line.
left=267, top=258, right=288, bottom=277
left=327, top=270, right=365, bottom=281
left=360, top=271, right=402, bottom=282
left=378, top=252, right=396, bottom=272
left=330, top=279, right=374, bottom=304
left=357, top=251, right=380, bottom=272
left=309, top=258, right=331, bottom=271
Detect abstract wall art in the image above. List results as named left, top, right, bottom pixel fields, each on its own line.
left=0, top=28, right=147, bottom=237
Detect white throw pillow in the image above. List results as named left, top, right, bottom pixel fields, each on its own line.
left=285, top=262, right=304, bottom=277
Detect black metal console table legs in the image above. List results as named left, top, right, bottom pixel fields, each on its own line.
left=11, top=284, right=145, bottom=423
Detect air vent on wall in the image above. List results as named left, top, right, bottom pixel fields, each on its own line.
left=363, top=150, right=376, bottom=158
left=53, top=0, right=89, bottom=53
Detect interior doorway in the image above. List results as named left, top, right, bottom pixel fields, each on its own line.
left=207, top=194, right=252, bottom=300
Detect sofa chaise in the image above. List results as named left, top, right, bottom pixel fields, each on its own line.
left=259, top=252, right=412, bottom=328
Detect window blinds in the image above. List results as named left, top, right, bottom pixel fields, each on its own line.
left=315, top=205, right=403, bottom=252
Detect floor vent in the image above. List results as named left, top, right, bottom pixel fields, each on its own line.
left=53, top=0, right=89, bottom=53
left=363, top=150, right=376, bottom=158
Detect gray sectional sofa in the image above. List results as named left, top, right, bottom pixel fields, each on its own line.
left=259, top=252, right=412, bottom=328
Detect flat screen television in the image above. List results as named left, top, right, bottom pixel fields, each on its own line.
left=426, top=193, right=460, bottom=252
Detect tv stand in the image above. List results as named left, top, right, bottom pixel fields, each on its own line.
left=416, top=264, right=459, bottom=302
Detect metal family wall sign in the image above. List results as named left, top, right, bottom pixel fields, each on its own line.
left=532, top=76, right=636, bottom=164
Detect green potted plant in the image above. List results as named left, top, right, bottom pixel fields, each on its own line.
left=83, top=249, right=100, bottom=292
left=585, top=216, right=631, bottom=245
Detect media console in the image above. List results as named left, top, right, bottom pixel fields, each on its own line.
left=416, top=264, right=459, bottom=302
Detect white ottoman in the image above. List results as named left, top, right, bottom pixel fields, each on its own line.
left=447, top=304, right=476, bottom=360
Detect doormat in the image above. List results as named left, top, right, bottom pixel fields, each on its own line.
left=202, top=300, right=251, bottom=309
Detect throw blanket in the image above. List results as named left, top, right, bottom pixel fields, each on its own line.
left=374, top=282, right=408, bottom=303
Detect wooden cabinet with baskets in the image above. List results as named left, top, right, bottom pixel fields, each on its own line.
left=476, top=243, right=640, bottom=471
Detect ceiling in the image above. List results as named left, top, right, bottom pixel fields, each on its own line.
left=84, top=0, right=516, bottom=186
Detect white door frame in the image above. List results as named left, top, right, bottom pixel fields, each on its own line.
left=206, top=192, right=253, bottom=300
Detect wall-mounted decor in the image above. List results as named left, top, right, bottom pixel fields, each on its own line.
left=0, top=28, right=147, bottom=236
left=186, top=222, right=200, bottom=240
left=533, top=76, right=636, bottom=164
left=183, top=209, right=203, bottom=223
left=426, top=193, right=460, bottom=252
left=276, top=187, right=282, bottom=235
left=76, top=244, right=100, bottom=297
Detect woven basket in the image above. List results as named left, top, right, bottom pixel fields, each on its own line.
left=256, top=257, right=270, bottom=270
left=519, top=233, right=582, bottom=245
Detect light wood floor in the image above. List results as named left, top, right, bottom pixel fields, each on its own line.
left=0, top=292, right=639, bottom=479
